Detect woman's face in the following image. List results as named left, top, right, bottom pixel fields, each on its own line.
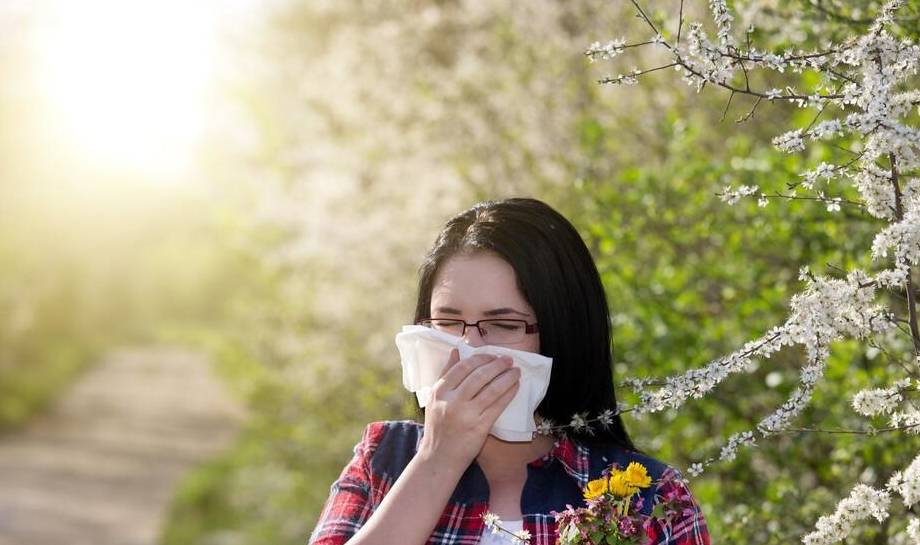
left=429, top=251, right=540, bottom=353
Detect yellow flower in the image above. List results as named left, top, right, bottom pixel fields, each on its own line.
left=607, top=470, right=636, bottom=497
left=583, top=477, right=609, bottom=500
left=623, top=462, right=652, bottom=490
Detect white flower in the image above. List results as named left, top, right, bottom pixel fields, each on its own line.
left=719, top=431, right=757, bottom=462
left=907, top=518, right=920, bottom=543
left=809, top=120, right=843, bottom=140
left=708, top=0, right=735, bottom=45
left=720, top=184, right=759, bottom=205
left=802, top=484, right=891, bottom=545
left=535, top=418, right=555, bottom=436
left=773, top=129, right=806, bottom=153
left=483, top=512, right=501, bottom=532
left=512, top=529, right=532, bottom=544
left=586, top=38, right=627, bottom=61
left=852, top=379, right=909, bottom=416
left=597, top=409, right=615, bottom=428
left=887, top=452, right=920, bottom=507
left=814, top=162, right=837, bottom=180
left=687, top=462, right=705, bottom=477
left=569, top=412, right=589, bottom=432
left=872, top=195, right=920, bottom=263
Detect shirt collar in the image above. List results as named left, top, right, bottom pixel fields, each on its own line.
left=529, top=434, right=592, bottom=489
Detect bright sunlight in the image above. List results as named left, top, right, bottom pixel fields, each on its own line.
left=31, top=0, right=222, bottom=179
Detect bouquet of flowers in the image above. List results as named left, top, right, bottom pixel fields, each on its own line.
left=484, top=461, right=696, bottom=545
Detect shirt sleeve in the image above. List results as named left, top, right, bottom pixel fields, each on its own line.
left=307, top=422, right=384, bottom=545
left=644, top=466, right=712, bottom=545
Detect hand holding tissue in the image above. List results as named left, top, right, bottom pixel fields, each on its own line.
left=394, top=325, right=553, bottom=442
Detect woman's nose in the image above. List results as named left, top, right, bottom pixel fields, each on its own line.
left=461, top=325, right=486, bottom=347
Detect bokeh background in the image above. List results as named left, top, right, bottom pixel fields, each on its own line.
left=1, top=1, right=918, bottom=544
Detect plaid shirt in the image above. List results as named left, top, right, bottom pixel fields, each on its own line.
left=308, top=420, right=710, bottom=545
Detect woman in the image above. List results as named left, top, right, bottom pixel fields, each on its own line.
left=308, top=198, right=711, bottom=545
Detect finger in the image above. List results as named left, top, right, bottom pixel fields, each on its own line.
left=439, top=348, right=460, bottom=378
left=472, top=366, right=520, bottom=410
left=478, top=374, right=520, bottom=422
left=453, top=356, right=514, bottom=400
left=438, top=353, right=499, bottom=391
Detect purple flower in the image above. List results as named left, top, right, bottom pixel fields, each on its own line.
left=618, top=516, right=639, bottom=537
left=633, top=496, right=645, bottom=512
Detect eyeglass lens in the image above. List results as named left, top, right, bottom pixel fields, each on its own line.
left=424, top=319, right=527, bottom=344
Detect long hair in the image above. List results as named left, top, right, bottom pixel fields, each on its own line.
left=413, top=198, right=639, bottom=452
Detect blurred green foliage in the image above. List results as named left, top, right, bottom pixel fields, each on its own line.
left=160, top=1, right=920, bottom=544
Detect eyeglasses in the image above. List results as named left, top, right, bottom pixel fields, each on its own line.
left=418, top=318, right=539, bottom=345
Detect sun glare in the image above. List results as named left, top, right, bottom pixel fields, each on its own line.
left=32, top=1, right=220, bottom=180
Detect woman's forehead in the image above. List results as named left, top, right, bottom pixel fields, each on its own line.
left=430, top=252, right=530, bottom=310
left=432, top=252, right=516, bottom=289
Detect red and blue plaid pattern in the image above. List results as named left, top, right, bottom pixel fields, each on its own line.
left=308, top=420, right=711, bottom=545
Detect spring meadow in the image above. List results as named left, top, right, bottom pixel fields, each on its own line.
left=1, top=0, right=919, bottom=544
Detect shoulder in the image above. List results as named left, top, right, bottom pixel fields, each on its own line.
left=356, top=419, right=421, bottom=447
left=355, top=420, right=423, bottom=477
left=359, top=419, right=422, bottom=450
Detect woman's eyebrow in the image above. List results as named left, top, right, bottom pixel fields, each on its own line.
left=432, top=306, right=530, bottom=317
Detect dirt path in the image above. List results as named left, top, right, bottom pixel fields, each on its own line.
left=0, top=345, right=245, bottom=545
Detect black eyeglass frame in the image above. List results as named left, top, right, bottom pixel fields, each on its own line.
left=417, top=318, right=539, bottom=342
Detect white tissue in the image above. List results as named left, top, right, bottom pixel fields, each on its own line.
left=394, top=325, right=553, bottom=442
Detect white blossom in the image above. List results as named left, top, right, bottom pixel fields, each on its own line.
left=719, top=184, right=759, bottom=205
left=597, top=409, right=615, bottom=428
left=586, top=38, right=626, bottom=61
left=535, top=418, right=555, bottom=436
left=719, top=431, right=756, bottom=462
left=851, top=379, right=910, bottom=416
left=907, top=518, right=920, bottom=543
left=887, top=451, right=920, bottom=506
left=872, top=195, right=920, bottom=265
left=802, top=484, right=891, bottom=545
left=708, top=0, right=734, bottom=45
left=569, top=412, right=588, bottom=432
left=854, top=164, right=897, bottom=220
left=512, top=530, right=532, bottom=544
left=483, top=512, right=501, bottom=532
left=808, top=120, right=843, bottom=140
left=773, top=129, right=806, bottom=153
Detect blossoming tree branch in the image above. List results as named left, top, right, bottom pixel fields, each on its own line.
left=583, top=0, right=920, bottom=543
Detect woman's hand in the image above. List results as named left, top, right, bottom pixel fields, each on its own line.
left=417, top=349, right=521, bottom=469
